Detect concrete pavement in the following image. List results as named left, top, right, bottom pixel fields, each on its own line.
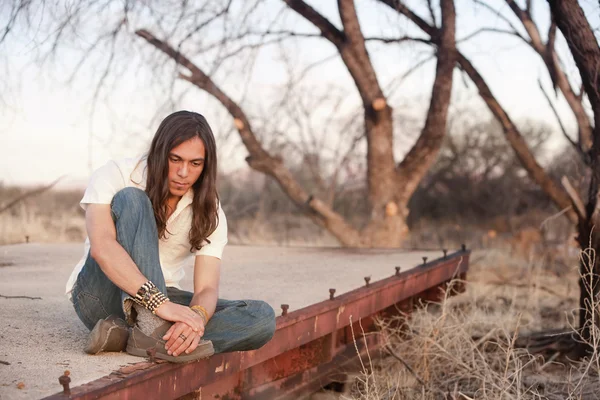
left=0, top=243, right=445, bottom=399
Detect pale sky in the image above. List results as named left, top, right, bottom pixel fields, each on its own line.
left=1, top=0, right=598, bottom=188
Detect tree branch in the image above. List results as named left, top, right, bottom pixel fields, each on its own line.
left=503, top=0, right=592, bottom=150
left=538, top=78, right=586, bottom=161
left=396, top=0, right=456, bottom=203
left=504, top=0, right=529, bottom=24
left=457, top=27, right=530, bottom=45
left=135, top=28, right=362, bottom=246
left=474, top=0, right=528, bottom=43
left=282, top=0, right=345, bottom=47
left=364, top=35, right=431, bottom=45
left=426, top=0, right=437, bottom=27
left=561, top=176, right=587, bottom=221
left=378, top=0, right=435, bottom=38
left=547, top=19, right=557, bottom=53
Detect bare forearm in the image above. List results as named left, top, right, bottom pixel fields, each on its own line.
left=91, top=239, right=148, bottom=296
left=190, top=288, right=218, bottom=319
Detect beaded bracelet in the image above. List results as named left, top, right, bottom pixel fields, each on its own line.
left=190, top=305, right=209, bottom=325
left=135, top=281, right=169, bottom=314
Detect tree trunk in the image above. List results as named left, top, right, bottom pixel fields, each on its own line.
left=363, top=0, right=456, bottom=248
left=337, top=0, right=399, bottom=247
left=549, top=0, right=600, bottom=352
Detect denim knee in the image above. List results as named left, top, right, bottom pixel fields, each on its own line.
left=111, top=187, right=152, bottom=217
left=252, top=301, right=276, bottom=348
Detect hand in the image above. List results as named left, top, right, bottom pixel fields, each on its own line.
left=162, top=321, right=204, bottom=356
left=153, top=301, right=204, bottom=333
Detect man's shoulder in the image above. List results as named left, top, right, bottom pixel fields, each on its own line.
left=96, top=154, right=147, bottom=186
left=109, top=154, right=146, bottom=171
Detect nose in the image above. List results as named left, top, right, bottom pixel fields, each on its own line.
left=177, top=163, right=188, bottom=178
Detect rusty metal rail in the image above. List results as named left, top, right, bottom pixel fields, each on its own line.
left=44, top=248, right=469, bottom=400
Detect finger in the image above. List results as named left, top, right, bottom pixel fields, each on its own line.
left=168, top=326, right=193, bottom=354
left=173, top=331, right=196, bottom=357
left=162, top=324, right=176, bottom=341
left=185, top=335, right=201, bottom=354
left=170, top=327, right=194, bottom=356
left=165, top=324, right=187, bottom=353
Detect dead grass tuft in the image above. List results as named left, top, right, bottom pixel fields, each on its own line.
left=342, top=249, right=600, bottom=400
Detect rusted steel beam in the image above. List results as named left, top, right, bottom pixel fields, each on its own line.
left=43, top=249, right=469, bottom=400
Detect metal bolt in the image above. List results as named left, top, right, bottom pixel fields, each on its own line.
left=58, top=371, right=71, bottom=395
left=146, top=347, right=157, bottom=363
left=395, top=266, right=401, bottom=276
left=281, top=304, right=289, bottom=316
left=364, top=276, right=371, bottom=287
left=422, top=257, right=428, bottom=265
left=443, top=249, right=447, bottom=258
left=329, top=288, right=336, bottom=300
left=461, top=244, right=466, bottom=252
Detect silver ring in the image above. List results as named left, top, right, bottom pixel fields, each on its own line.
left=179, top=333, right=187, bottom=341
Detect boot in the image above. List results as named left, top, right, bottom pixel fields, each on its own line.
left=126, top=322, right=214, bottom=363
left=84, top=315, right=130, bottom=355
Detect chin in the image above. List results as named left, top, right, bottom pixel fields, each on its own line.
left=169, top=187, right=185, bottom=196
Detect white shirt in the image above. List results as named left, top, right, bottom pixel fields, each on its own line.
left=65, top=155, right=228, bottom=299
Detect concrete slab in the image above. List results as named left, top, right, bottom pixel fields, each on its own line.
left=0, top=243, right=445, bottom=400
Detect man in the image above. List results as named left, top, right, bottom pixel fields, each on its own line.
left=65, top=110, right=275, bottom=362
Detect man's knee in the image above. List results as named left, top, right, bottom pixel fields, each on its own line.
left=112, top=187, right=152, bottom=215
left=249, top=301, right=276, bottom=348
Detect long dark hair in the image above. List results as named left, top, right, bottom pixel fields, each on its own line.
left=145, top=110, right=219, bottom=251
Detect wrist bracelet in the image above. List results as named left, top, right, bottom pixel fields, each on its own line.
left=147, top=289, right=169, bottom=314
left=135, top=281, right=155, bottom=303
left=135, top=280, right=169, bottom=314
left=190, top=305, right=209, bottom=324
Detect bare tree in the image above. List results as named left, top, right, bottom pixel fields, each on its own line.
left=3, top=0, right=458, bottom=248
left=379, top=0, right=599, bottom=354
left=379, top=0, right=578, bottom=226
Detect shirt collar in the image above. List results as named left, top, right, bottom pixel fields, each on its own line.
left=167, top=188, right=194, bottom=224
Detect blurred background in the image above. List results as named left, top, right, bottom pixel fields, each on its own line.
left=0, top=0, right=596, bottom=256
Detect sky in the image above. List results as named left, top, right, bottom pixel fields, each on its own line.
left=0, top=0, right=598, bottom=189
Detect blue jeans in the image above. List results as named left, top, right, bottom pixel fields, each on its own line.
left=71, top=187, right=276, bottom=354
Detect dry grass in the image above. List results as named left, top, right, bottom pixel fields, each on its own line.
left=339, top=249, right=600, bottom=400
left=0, top=186, right=86, bottom=245
left=0, top=185, right=575, bottom=252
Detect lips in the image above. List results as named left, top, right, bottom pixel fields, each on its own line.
left=173, top=181, right=188, bottom=188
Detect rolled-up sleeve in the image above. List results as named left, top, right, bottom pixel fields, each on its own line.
left=80, top=160, right=126, bottom=211
left=195, top=204, right=228, bottom=259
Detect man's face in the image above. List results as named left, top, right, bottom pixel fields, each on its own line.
left=167, top=136, right=206, bottom=198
